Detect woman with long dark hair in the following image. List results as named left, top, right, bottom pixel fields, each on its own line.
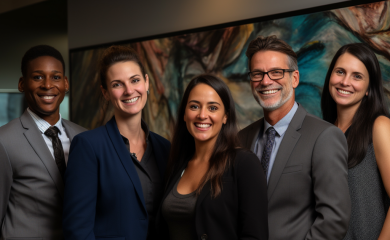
left=63, top=46, right=170, bottom=239
left=321, top=43, right=390, bottom=239
left=157, top=74, right=268, bottom=240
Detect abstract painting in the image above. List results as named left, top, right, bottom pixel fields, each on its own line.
left=70, top=1, right=390, bottom=140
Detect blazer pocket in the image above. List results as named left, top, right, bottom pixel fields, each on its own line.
left=282, top=165, right=302, bottom=174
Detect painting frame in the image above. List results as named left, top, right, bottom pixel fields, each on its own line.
left=69, top=0, right=388, bottom=139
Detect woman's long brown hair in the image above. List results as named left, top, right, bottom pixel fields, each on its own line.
left=321, top=43, right=389, bottom=168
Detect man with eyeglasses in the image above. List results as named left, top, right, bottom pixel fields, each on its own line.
left=238, top=35, right=350, bottom=239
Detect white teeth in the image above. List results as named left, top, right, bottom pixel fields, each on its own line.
left=262, top=89, right=279, bottom=95
left=337, top=89, right=352, bottom=95
left=195, top=123, right=211, bottom=128
left=123, top=97, right=139, bottom=103
left=42, top=96, right=54, bottom=99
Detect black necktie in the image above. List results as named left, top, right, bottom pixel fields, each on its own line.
left=44, top=126, right=66, bottom=178
left=261, top=127, right=276, bottom=177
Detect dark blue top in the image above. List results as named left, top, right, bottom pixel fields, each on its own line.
left=63, top=117, right=170, bottom=240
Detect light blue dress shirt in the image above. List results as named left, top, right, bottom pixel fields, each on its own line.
left=255, top=102, right=298, bottom=182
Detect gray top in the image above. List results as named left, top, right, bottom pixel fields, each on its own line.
left=344, top=143, right=390, bottom=240
left=161, top=172, right=197, bottom=240
left=121, top=120, right=162, bottom=240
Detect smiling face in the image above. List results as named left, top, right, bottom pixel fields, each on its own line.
left=101, top=61, right=149, bottom=118
left=329, top=53, right=369, bottom=110
left=250, top=50, right=299, bottom=112
left=184, top=83, right=227, bottom=145
left=18, top=56, right=68, bottom=121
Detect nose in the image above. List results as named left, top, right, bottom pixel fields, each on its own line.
left=197, top=107, right=207, bottom=120
left=340, top=75, right=351, bottom=86
left=40, top=78, right=53, bottom=89
left=124, top=84, right=135, bottom=95
left=261, top=73, right=274, bottom=86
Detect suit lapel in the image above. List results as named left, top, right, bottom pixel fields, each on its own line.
left=245, top=119, right=263, bottom=152
left=162, top=161, right=211, bottom=210
left=20, top=111, right=65, bottom=198
left=62, top=119, right=77, bottom=141
left=267, top=105, right=306, bottom=201
left=162, top=163, right=187, bottom=202
left=250, top=119, right=264, bottom=152
left=105, top=117, right=147, bottom=214
left=149, top=132, right=167, bottom=182
left=195, top=180, right=211, bottom=208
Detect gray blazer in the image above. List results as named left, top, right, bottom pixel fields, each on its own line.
left=239, top=104, right=351, bottom=240
left=0, top=110, right=86, bottom=240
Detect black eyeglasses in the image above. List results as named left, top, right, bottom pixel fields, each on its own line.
left=247, top=69, right=295, bottom=82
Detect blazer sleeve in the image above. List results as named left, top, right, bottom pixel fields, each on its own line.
left=305, top=126, right=350, bottom=240
left=237, top=151, right=269, bottom=240
left=0, top=141, right=12, bottom=236
left=63, top=134, right=98, bottom=240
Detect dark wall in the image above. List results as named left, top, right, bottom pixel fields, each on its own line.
left=0, top=0, right=68, bottom=90
left=68, top=0, right=349, bottom=50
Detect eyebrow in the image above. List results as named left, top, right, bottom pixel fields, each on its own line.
left=188, top=100, right=221, bottom=105
left=129, top=74, right=141, bottom=79
left=334, top=67, right=365, bottom=77
left=110, top=74, right=141, bottom=83
left=252, top=67, right=287, bottom=72
left=32, top=70, right=62, bottom=74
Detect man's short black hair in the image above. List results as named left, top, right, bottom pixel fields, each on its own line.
left=21, top=45, right=65, bottom=76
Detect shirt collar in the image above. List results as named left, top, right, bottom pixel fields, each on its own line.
left=121, top=118, right=150, bottom=143
left=264, top=102, right=299, bottom=137
left=27, top=108, right=64, bottom=135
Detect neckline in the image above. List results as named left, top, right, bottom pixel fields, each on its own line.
left=173, top=174, right=197, bottom=198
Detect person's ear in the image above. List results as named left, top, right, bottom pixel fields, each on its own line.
left=18, top=77, right=25, bottom=92
left=145, top=74, right=149, bottom=93
left=292, top=70, right=299, bottom=89
left=100, top=85, right=110, bottom=101
left=223, top=114, right=227, bottom=124
left=64, top=76, right=69, bottom=93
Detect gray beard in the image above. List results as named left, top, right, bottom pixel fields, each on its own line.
left=252, top=85, right=293, bottom=112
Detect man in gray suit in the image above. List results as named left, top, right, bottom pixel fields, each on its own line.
left=0, top=45, right=86, bottom=239
left=239, top=36, right=350, bottom=239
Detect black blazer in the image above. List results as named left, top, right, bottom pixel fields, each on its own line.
left=158, top=149, right=268, bottom=240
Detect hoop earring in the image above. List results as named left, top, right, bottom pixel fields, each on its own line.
left=147, top=90, right=149, bottom=95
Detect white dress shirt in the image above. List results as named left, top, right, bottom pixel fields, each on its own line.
left=27, top=108, right=70, bottom=164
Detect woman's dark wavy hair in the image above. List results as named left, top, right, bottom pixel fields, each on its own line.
left=321, top=43, right=389, bottom=168
left=166, top=74, right=240, bottom=197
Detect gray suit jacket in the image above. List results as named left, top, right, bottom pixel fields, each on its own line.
left=239, top=104, right=351, bottom=240
left=0, top=110, right=86, bottom=240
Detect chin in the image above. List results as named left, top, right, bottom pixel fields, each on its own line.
left=36, top=108, right=59, bottom=116
left=122, top=109, right=142, bottom=116
left=259, top=100, right=282, bottom=111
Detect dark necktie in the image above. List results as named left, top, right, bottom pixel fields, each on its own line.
left=261, top=127, right=276, bottom=177
left=44, top=126, right=66, bottom=178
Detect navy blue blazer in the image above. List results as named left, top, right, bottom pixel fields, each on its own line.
left=63, top=117, right=170, bottom=240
